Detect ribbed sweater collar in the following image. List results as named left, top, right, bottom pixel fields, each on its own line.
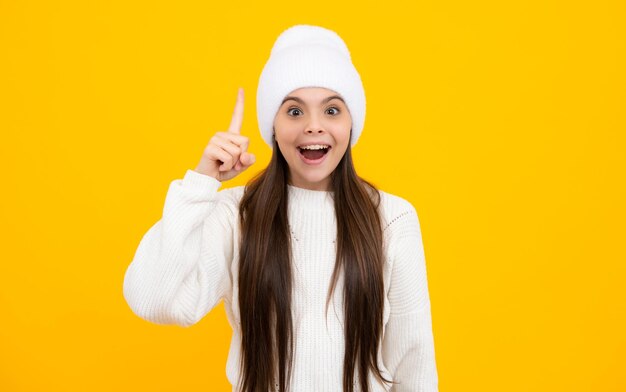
left=287, top=184, right=334, bottom=210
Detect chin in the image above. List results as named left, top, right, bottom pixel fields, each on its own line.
left=289, top=166, right=333, bottom=185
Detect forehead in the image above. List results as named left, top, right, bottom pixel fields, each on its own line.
left=282, top=87, right=345, bottom=105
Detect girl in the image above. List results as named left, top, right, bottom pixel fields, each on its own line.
left=123, top=24, right=439, bottom=392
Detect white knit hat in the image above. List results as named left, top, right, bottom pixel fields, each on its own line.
left=256, top=24, right=366, bottom=149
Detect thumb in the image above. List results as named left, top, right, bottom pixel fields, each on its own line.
left=241, top=152, right=256, bottom=167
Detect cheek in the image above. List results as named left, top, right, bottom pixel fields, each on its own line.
left=336, top=125, right=352, bottom=146
left=274, top=120, right=301, bottom=143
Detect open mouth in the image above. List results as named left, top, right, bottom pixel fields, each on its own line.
left=297, top=146, right=331, bottom=165
left=297, top=146, right=330, bottom=160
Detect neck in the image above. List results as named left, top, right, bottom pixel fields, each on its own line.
left=287, top=175, right=331, bottom=192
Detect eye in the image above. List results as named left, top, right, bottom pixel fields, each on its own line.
left=326, top=106, right=340, bottom=115
left=287, top=107, right=302, bottom=116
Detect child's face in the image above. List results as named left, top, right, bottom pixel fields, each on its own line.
left=273, top=87, right=352, bottom=191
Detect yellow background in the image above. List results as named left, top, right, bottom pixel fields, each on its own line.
left=1, top=0, right=624, bottom=391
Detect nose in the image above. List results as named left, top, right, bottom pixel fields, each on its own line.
left=306, top=128, right=324, bottom=135
left=305, top=114, right=325, bottom=135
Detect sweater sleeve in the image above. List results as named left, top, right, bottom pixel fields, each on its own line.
left=122, top=169, right=236, bottom=327
left=382, top=205, right=439, bottom=391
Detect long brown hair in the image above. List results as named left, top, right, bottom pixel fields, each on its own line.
left=237, top=134, right=395, bottom=392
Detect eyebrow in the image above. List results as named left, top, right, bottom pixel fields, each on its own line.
left=281, top=95, right=345, bottom=106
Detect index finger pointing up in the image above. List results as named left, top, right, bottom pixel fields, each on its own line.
left=227, top=87, right=244, bottom=134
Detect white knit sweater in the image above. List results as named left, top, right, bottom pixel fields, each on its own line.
left=123, top=169, right=439, bottom=392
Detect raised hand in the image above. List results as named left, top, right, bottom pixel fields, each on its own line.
left=194, top=87, right=256, bottom=182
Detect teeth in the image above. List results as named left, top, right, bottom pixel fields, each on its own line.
left=299, top=144, right=329, bottom=150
